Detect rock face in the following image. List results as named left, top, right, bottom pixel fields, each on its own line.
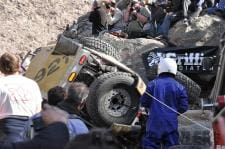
left=0, top=0, right=91, bottom=55
left=169, top=15, right=225, bottom=47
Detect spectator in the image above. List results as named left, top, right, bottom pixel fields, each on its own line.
left=97, top=0, right=113, bottom=28
left=183, top=0, right=205, bottom=24
left=140, top=58, right=189, bottom=149
left=124, top=0, right=151, bottom=38
left=47, top=86, right=66, bottom=106
left=0, top=104, right=70, bottom=149
left=57, top=82, right=89, bottom=138
left=57, top=82, right=89, bottom=115
left=0, top=52, right=42, bottom=143
left=89, top=0, right=105, bottom=35
left=116, top=0, right=130, bottom=10
left=105, top=0, right=124, bottom=32
left=64, top=128, right=123, bottom=149
left=32, top=83, right=88, bottom=140
left=145, top=1, right=167, bottom=37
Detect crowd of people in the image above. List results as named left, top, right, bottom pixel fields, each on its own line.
left=0, top=51, right=190, bottom=149
left=0, top=52, right=122, bottom=149
left=89, top=0, right=225, bottom=39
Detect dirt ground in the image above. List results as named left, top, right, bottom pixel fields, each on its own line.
left=0, top=0, right=91, bottom=55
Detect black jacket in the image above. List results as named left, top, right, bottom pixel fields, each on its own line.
left=0, top=122, right=69, bottom=149
left=89, top=8, right=105, bottom=35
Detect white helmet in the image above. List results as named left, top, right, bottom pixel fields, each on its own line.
left=157, top=58, right=177, bottom=75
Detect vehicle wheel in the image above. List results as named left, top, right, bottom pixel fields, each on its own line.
left=79, top=37, right=121, bottom=61
left=175, top=72, right=201, bottom=106
left=86, top=72, right=140, bottom=126
left=147, top=69, right=201, bottom=105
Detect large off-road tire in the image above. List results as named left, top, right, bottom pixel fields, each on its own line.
left=86, top=72, right=140, bottom=126
left=147, top=69, right=201, bottom=105
left=175, top=72, right=201, bottom=106
left=145, top=62, right=201, bottom=105
left=79, top=37, right=121, bottom=61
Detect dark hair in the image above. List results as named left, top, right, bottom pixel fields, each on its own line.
left=110, top=1, right=116, bottom=8
left=64, top=129, right=123, bottom=149
left=0, top=52, right=20, bottom=75
left=66, top=82, right=89, bottom=105
left=48, top=86, right=66, bottom=106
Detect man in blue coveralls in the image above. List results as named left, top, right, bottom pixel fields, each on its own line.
left=140, top=58, right=189, bottom=149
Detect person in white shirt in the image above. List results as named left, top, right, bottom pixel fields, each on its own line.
left=0, top=52, right=42, bottom=143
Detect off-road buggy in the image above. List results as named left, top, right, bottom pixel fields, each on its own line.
left=62, top=21, right=203, bottom=107
left=23, top=20, right=206, bottom=127
left=24, top=34, right=146, bottom=127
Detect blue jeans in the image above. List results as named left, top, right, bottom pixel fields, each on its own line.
left=148, top=13, right=175, bottom=37
left=0, top=116, right=29, bottom=143
left=157, top=14, right=175, bottom=37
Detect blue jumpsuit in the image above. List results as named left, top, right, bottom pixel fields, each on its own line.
left=140, top=74, right=189, bottom=149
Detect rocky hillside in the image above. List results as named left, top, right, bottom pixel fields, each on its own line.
left=0, top=0, right=91, bottom=55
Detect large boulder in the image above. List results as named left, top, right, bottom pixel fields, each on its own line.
left=98, top=33, right=166, bottom=82
left=169, top=15, right=225, bottom=47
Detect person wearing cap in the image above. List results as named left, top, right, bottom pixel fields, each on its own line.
left=140, top=58, right=189, bottom=149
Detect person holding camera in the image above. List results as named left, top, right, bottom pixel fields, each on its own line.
left=124, top=0, right=151, bottom=38
left=105, top=0, right=124, bottom=32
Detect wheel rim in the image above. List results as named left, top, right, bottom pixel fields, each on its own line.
left=102, top=88, right=132, bottom=117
